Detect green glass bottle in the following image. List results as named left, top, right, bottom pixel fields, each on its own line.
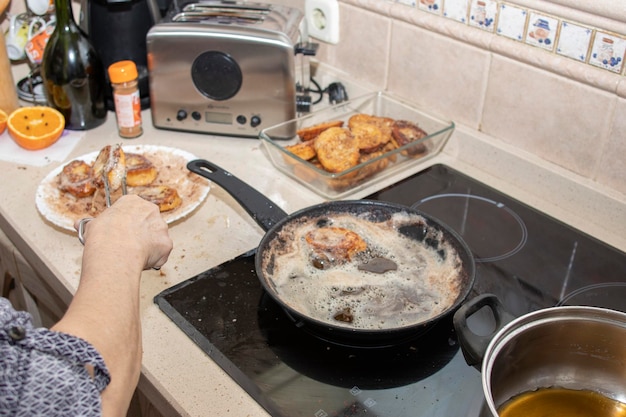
left=41, top=0, right=107, bottom=130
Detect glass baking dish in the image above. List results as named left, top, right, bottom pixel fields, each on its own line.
left=259, top=92, right=455, bottom=199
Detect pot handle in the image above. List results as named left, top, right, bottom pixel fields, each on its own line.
left=187, top=159, right=289, bottom=232
left=453, top=293, right=515, bottom=369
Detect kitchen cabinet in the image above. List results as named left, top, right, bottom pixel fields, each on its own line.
left=0, top=227, right=60, bottom=328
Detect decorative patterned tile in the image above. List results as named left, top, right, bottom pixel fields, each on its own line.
left=496, top=3, right=527, bottom=41
left=557, top=21, right=592, bottom=62
left=468, top=0, right=497, bottom=32
left=392, top=0, right=626, bottom=76
left=589, top=31, right=626, bottom=73
left=525, top=12, right=558, bottom=51
left=418, top=0, right=442, bottom=14
left=443, top=0, right=469, bottom=23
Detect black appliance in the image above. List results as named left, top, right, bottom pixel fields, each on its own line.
left=155, top=164, right=626, bottom=417
left=80, top=0, right=163, bottom=110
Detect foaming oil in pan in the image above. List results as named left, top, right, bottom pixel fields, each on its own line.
left=260, top=210, right=466, bottom=331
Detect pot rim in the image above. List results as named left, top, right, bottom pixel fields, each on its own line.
left=481, top=305, right=626, bottom=415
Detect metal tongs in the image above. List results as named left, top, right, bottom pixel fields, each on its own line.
left=103, top=169, right=128, bottom=208
left=77, top=156, right=128, bottom=244
left=77, top=162, right=160, bottom=270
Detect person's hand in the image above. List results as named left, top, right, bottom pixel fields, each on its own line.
left=74, top=195, right=173, bottom=270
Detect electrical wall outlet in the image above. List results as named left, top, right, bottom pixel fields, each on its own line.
left=305, top=0, right=340, bottom=44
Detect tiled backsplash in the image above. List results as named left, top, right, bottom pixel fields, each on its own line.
left=409, top=0, right=626, bottom=74
left=314, top=0, right=626, bottom=198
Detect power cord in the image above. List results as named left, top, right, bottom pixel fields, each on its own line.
left=307, top=78, right=349, bottom=105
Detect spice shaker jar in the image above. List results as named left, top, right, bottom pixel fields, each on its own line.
left=108, top=60, right=143, bottom=138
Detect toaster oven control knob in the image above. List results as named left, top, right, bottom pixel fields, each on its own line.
left=250, top=115, right=261, bottom=128
left=191, top=51, right=242, bottom=101
left=176, top=110, right=188, bottom=121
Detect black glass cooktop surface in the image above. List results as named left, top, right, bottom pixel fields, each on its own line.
left=155, top=164, right=626, bottom=417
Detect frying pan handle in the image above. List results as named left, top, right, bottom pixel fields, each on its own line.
left=187, top=159, right=289, bottom=232
left=452, top=293, right=515, bottom=370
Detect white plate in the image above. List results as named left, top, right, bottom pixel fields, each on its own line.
left=36, top=145, right=210, bottom=231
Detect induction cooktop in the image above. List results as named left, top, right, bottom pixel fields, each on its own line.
left=155, top=164, right=626, bottom=417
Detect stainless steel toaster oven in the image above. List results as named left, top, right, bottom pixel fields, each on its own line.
left=147, top=0, right=314, bottom=138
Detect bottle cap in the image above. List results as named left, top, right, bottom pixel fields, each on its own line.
left=108, top=60, right=138, bottom=83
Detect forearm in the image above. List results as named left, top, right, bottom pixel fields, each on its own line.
left=52, top=242, right=146, bottom=417
left=49, top=195, right=172, bottom=416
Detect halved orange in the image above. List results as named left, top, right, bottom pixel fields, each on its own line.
left=0, top=109, right=7, bottom=135
left=8, top=106, right=65, bottom=150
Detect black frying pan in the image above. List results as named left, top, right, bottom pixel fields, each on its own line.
left=188, top=160, right=476, bottom=346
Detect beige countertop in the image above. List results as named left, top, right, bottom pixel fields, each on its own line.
left=1, top=67, right=625, bottom=416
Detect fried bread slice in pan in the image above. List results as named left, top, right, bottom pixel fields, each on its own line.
left=305, top=226, right=367, bottom=267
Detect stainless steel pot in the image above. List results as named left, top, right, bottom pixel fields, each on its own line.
left=454, top=294, right=626, bottom=416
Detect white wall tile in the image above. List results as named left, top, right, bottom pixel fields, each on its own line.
left=496, top=3, right=527, bottom=41
left=315, top=3, right=389, bottom=89
left=443, top=0, right=469, bottom=23
left=387, top=21, right=491, bottom=129
left=481, top=56, right=614, bottom=178
left=557, top=22, right=593, bottom=62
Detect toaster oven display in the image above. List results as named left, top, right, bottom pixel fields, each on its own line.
left=205, top=111, right=232, bottom=125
